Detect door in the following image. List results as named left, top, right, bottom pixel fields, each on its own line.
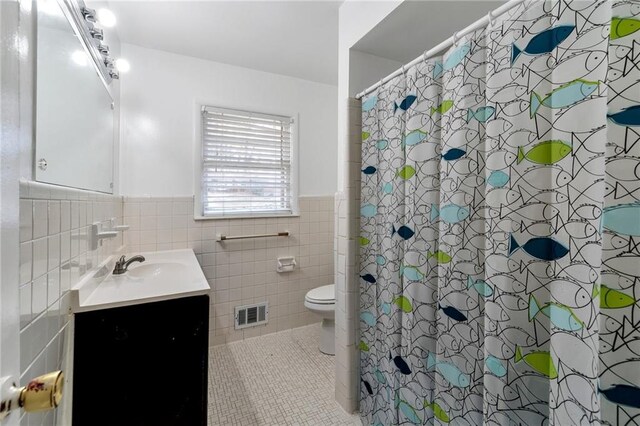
left=1, top=0, right=30, bottom=424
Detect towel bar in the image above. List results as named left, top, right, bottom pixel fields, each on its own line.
left=216, top=231, right=289, bottom=242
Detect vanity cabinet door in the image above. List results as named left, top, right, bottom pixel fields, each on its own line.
left=72, top=295, right=209, bottom=426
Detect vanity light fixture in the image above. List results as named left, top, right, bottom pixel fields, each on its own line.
left=104, top=58, right=120, bottom=79
left=89, top=27, right=104, bottom=41
left=115, top=58, right=130, bottom=73
left=63, top=0, right=118, bottom=84
left=97, top=8, right=116, bottom=27
left=81, top=6, right=96, bottom=23
left=97, top=42, right=110, bottom=56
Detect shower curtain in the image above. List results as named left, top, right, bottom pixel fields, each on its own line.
left=359, top=0, right=640, bottom=425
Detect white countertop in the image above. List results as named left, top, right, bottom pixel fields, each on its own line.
left=71, top=249, right=210, bottom=312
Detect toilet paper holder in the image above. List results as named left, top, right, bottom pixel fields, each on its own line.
left=277, top=257, right=296, bottom=273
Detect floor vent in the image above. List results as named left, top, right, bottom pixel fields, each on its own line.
left=234, top=302, right=268, bottom=329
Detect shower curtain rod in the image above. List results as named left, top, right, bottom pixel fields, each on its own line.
left=355, top=0, right=526, bottom=100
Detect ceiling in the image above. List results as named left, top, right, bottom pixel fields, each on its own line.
left=353, top=1, right=505, bottom=63
left=108, top=1, right=341, bottom=85
left=107, top=1, right=505, bottom=86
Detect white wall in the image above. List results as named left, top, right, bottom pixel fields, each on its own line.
left=334, top=0, right=404, bottom=413
left=337, top=1, right=402, bottom=189
left=119, top=43, right=338, bottom=198
left=349, top=49, right=403, bottom=98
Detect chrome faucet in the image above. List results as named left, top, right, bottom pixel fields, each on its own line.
left=113, top=255, right=145, bottom=275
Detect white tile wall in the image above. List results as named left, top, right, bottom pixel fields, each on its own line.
left=122, top=195, right=335, bottom=345
left=334, top=98, right=362, bottom=413
left=18, top=181, right=123, bottom=426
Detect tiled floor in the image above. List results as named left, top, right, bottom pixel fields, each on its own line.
left=208, top=323, right=361, bottom=426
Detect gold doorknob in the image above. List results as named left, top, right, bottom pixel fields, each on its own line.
left=19, top=371, right=64, bottom=413
left=0, top=371, right=63, bottom=419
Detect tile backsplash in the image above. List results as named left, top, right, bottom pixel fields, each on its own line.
left=122, top=196, right=335, bottom=345
left=18, top=181, right=124, bottom=426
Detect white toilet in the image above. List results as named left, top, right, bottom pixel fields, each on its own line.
left=304, top=284, right=335, bottom=355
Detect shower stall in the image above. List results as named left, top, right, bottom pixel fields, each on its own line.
left=350, top=0, right=640, bottom=424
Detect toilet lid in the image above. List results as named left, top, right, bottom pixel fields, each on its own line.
left=305, top=284, right=335, bottom=303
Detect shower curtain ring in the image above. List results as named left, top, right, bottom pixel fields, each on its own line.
left=488, top=10, right=496, bottom=26
left=453, top=31, right=459, bottom=46
left=423, top=49, right=429, bottom=62
left=401, top=65, right=406, bottom=75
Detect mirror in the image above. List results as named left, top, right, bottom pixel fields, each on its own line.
left=36, top=0, right=115, bottom=193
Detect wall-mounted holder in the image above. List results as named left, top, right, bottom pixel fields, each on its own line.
left=109, top=217, right=130, bottom=232
left=71, top=232, right=88, bottom=240
left=90, top=219, right=129, bottom=250
left=277, top=256, right=297, bottom=273
left=0, top=371, right=64, bottom=420
left=91, top=222, right=118, bottom=250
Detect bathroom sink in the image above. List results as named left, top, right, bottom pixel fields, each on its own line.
left=126, top=262, right=188, bottom=280
left=71, top=249, right=210, bottom=312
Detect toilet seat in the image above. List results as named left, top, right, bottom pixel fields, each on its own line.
left=305, top=284, right=335, bottom=305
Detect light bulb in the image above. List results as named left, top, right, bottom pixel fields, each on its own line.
left=115, top=58, right=130, bottom=73
left=97, top=8, right=116, bottom=27
left=71, top=50, right=88, bottom=66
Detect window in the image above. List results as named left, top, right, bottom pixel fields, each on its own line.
left=197, top=106, right=297, bottom=218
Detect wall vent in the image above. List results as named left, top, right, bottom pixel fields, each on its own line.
left=234, top=302, right=268, bottom=329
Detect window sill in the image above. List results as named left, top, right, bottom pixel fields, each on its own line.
left=194, top=213, right=300, bottom=221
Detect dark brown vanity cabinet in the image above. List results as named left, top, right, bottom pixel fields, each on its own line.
left=72, top=295, right=209, bottom=426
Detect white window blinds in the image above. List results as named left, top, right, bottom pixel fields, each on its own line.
left=201, top=106, right=294, bottom=217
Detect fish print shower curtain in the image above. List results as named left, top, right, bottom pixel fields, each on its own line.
left=359, top=0, right=640, bottom=425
